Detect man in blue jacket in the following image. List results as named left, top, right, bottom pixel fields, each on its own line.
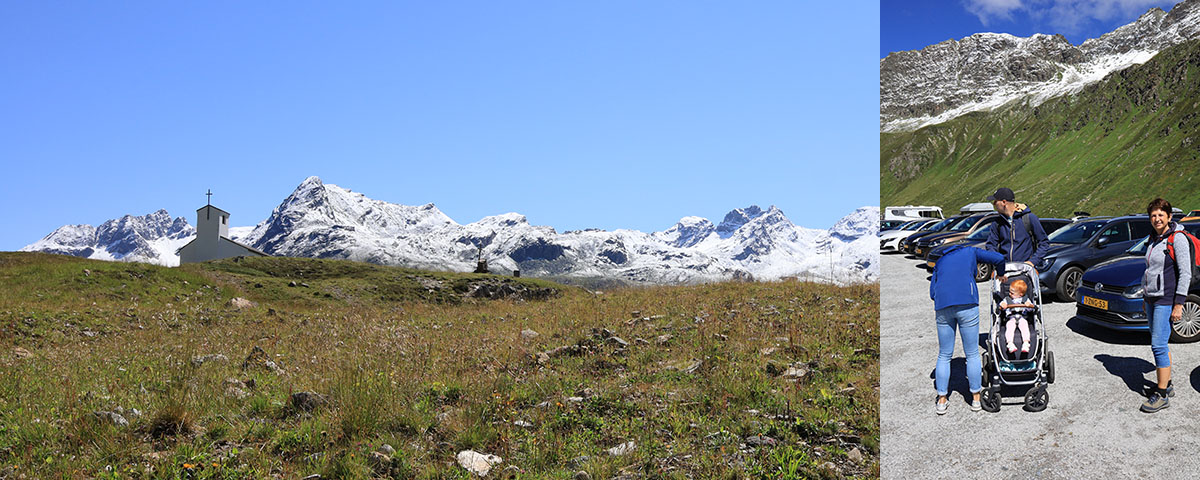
left=985, top=187, right=1049, bottom=268
left=930, top=244, right=1008, bottom=414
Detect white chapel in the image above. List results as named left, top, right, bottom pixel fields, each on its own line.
left=177, top=193, right=267, bottom=264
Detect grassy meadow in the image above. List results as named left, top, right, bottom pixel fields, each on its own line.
left=0, top=252, right=878, bottom=479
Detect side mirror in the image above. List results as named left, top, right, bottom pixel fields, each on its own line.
left=1096, top=236, right=1111, bottom=248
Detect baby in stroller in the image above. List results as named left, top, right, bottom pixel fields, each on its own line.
left=999, top=279, right=1035, bottom=354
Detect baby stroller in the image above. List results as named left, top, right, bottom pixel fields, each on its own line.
left=980, top=262, right=1056, bottom=412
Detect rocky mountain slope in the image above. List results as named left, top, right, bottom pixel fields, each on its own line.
left=23, top=178, right=879, bottom=285
left=881, top=0, right=1200, bottom=132
left=20, top=210, right=195, bottom=267
left=881, top=34, right=1200, bottom=217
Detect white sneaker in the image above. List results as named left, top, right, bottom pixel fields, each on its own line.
left=936, top=400, right=948, bottom=415
left=970, top=400, right=982, bottom=412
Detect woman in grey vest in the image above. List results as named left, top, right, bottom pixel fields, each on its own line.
left=1140, top=198, right=1191, bottom=413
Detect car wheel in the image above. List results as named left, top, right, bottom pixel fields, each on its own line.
left=975, top=262, right=992, bottom=283
left=1056, top=266, right=1084, bottom=303
left=1169, top=295, right=1200, bottom=343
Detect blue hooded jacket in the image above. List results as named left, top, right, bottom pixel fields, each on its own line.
left=986, top=208, right=1049, bottom=266
left=930, top=245, right=1007, bottom=310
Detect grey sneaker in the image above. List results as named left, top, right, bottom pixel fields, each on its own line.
left=936, top=399, right=948, bottom=415
left=1141, top=391, right=1170, bottom=413
left=970, top=400, right=982, bottom=412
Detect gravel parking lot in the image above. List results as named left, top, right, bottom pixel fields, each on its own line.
left=881, top=252, right=1200, bottom=478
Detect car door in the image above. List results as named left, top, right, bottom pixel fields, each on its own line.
left=1087, top=220, right=1134, bottom=267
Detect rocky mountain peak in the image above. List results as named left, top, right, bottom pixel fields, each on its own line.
left=882, top=0, right=1200, bottom=132
left=716, top=206, right=767, bottom=238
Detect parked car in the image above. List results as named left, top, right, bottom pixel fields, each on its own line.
left=913, top=213, right=1001, bottom=259
left=881, top=219, right=912, bottom=231
left=1074, top=222, right=1200, bottom=342
left=925, top=218, right=1072, bottom=281
left=900, top=215, right=974, bottom=255
left=1036, top=215, right=1154, bottom=302
left=907, top=214, right=988, bottom=257
left=880, top=219, right=938, bottom=251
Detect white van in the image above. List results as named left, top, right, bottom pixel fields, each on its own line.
left=883, top=205, right=944, bottom=222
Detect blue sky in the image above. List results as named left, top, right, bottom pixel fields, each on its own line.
left=882, top=0, right=1182, bottom=58
left=0, top=2, right=880, bottom=251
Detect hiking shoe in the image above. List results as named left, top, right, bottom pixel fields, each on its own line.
left=936, top=399, right=948, bottom=415
left=1141, top=391, right=1170, bottom=413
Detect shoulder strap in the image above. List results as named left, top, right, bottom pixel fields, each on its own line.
left=1022, top=214, right=1032, bottom=237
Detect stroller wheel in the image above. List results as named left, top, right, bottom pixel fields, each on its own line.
left=1046, top=351, right=1055, bottom=384
left=981, top=389, right=1001, bottom=413
left=1024, top=386, right=1049, bottom=412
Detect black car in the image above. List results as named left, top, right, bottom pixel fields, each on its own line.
left=1036, top=215, right=1154, bottom=302
left=913, top=213, right=1001, bottom=259
left=901, top=215, right=974, bottom=255
left=925, top=218, right=1072, bottom=281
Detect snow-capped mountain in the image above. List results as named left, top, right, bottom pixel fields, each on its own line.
left=22, top=177, right=880, bottom=284
left=21, top=210, right=195, bottom=267
left=881, top=0, right=1200, bottom=132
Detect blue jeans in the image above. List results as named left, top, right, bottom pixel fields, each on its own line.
left=935, top=304, right=981, bottom=396
left=1147, top=301, right=1172, bottom=368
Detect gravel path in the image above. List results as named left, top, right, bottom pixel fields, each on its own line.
left=881, top=252, right=1200, bottom=478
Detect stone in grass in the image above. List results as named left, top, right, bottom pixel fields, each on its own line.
left=655, top=334, right=673, bottom=345
left=93, top=411, right=129, bottom=427
left=574, top=471, right=592, bottom=480
left=242, top=346, right=284, bottom=375
left=456, top=450, right=503, bottom=477
left=13, top=347, right=32, bottom=359
left=848, top=447, right=864, bottom=464
left=608, top=336, right=630, bottom=348
left=783, top=364, right=810, bottom=380
left=606, top=441, right=636, bottom=456
left=744, top=435, right=778, bottom=448
left=191, top=354, right=228, bottom=367
left=228, top=297, right=256, bottom=310
left=378, top=444, right=396, bottom=456
left=290, top=392, right=328, bottom=412
left=521, top=328, right=540, bottom=341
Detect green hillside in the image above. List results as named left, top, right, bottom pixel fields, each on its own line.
left=0, top=253, right=878, bottom=479
left=882, top=38, right=1200, bottom=216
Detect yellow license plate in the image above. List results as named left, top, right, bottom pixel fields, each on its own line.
left=916, top=248, right=925, bottom=255
left=1083, top=296, right=1108, bottom=310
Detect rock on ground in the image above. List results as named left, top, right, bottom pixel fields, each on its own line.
left=607, top=441, right=636, bottom=456
left=456, top=450, right=503, bottom=477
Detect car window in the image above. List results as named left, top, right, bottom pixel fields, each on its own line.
left=950, top=216, right=982, bottom=232
left=965, top=224, right=993, bottom=240
left=1127, top=236, right=1149, bottom=255
left=1041, top=220, right=1069, bottom=235
left=1047, top=220, right=1107, bottom=244
left=1129, top=220, right=1153, bottom=239
left=1099, top=222, right=1132, bottom=243
left=923, top=218, right=955, bottom=231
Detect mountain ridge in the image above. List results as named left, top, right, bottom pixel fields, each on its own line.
left=23, top=177, right=879, bottom=285
left=881, top=0, right=1200, bottom=132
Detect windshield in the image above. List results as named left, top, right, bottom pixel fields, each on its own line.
left=923, top=217, right=956, bottom=231
left=965, top=224, right=993, bottom=241
left=1047, top=220, right=1107, bottom=244
left=950, top=216, right=983, bottom=232
left=902, top=220, right=928, bottom=231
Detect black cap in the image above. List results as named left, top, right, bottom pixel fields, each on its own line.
left=987, top=188, right=1015, bottom=202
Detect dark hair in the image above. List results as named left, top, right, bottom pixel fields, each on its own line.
left=1147, top=198, right=1172, bottom=216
